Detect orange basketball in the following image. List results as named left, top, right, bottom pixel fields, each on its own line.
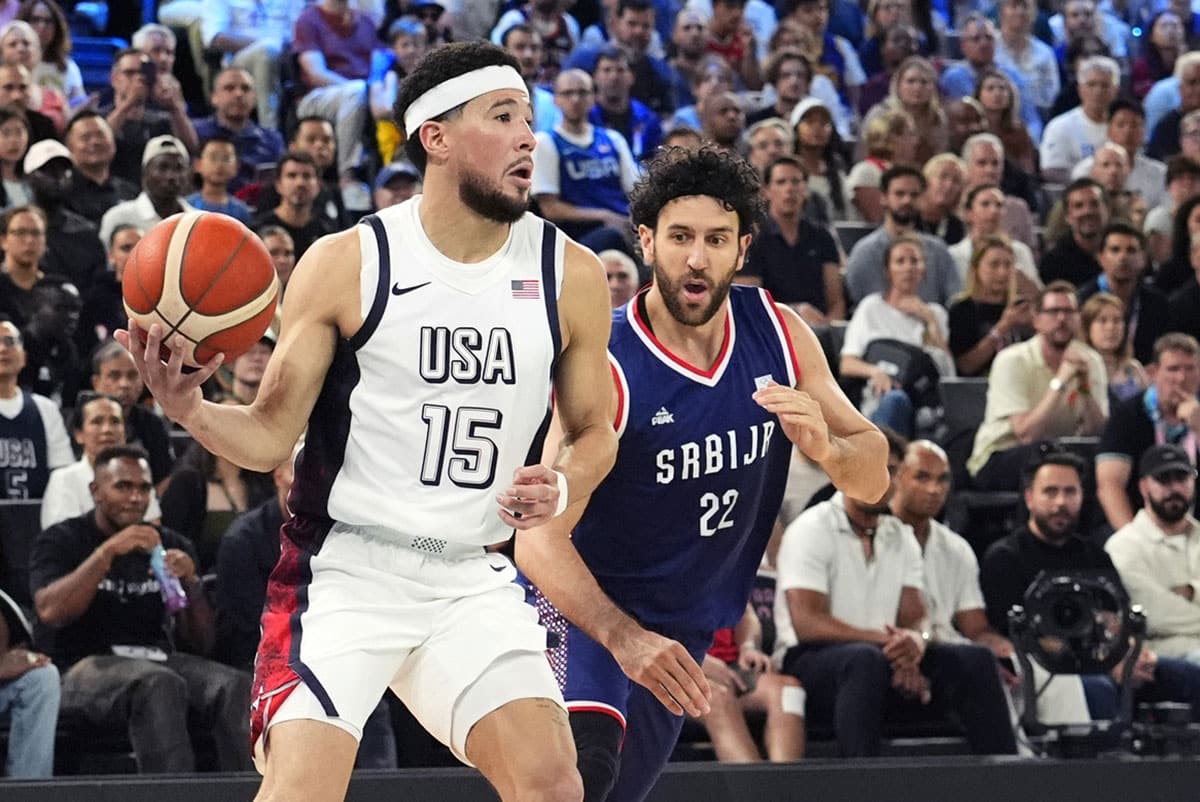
left=123, top=212, right=280, bottom=367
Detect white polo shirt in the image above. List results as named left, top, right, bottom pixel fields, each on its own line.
left=773, top=493, right=924, bottom=662
left=920, top=519, right=986, bottom=645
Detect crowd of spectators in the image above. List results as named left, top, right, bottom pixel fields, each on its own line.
left=3, top=0, right=1200, bottom=780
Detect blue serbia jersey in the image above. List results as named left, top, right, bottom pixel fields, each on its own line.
left=571, top=285, right=797, bottom=634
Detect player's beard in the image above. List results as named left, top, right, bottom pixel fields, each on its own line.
left=652, top=258, right=738, bottom=327
left=459, top=167, right=528, bottom=224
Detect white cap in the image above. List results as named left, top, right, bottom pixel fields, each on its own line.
left=789, top=97, right=831, bottom=129
left=142, top=134, right=187, bottom=167
left=23, top=139, right=72, bottom=174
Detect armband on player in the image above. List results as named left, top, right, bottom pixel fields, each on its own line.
left=553, top=470, right=569, bottom=517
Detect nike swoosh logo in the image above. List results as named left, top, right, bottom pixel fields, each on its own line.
left=489, top=562, right=508, bottom=572
left=391, top=281, right=431, bottom=296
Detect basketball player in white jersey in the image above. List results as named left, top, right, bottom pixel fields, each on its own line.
left=116, top=42, right=709, bottom=802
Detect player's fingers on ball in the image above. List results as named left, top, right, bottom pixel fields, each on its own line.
left=166, top=335, right=187, bottom=377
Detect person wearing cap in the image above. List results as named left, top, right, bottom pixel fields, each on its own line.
left=98, top=134, right=193, bottom=251
left=1106, top=444, right=1200, bottom=664
left=791, top=96, right=847, bottom=220
left=23, top=138, right=106, bottom=294
left=372, top=160, right=421, bottom=210
left=1098, top=333, right=1200, bottom=531
left=981, top=447, right=1200, bottom=725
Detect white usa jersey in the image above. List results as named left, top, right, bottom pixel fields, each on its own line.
left=287, top=197, right=565, bottom=550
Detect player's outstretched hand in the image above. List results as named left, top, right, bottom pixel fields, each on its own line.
left=116, top=322, right=222, bottom=425
left=752, top=382, right=832, bottom=463
left=612, top=627, right=711, bottom=718
left=496, top=465, right=564, bottom=529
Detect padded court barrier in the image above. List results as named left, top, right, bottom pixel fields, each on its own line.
left=6, top=757, right=1200, bottom=802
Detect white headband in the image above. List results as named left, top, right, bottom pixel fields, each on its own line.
left=403, top=65, right=529, bottom=137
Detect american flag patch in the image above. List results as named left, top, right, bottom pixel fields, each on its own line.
left=511, top=279, right=540, bottom=299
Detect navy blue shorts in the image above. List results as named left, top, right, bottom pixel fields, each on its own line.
left=531, top=586, right=711, bottom=802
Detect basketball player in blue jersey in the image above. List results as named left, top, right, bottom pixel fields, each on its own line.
left=109, top=42, right=705, bottom=802
left=517, top=146, right=892, bottom=802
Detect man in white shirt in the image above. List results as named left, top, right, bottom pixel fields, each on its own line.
left=200, top=0, right=302, bottom=128
left=1040, top=55, right=1121, bottom=183
left=891, top=439, right=1091, bottom=725
left=969, top=281, right=1109, bottom=491
left=1071, top=98, right=1167, bottom=209
left=1106, top=444, right=1200, bottom=664
left=774, top=429, right=1016, bottom=757
left=98, top=136, right=194, bottom=249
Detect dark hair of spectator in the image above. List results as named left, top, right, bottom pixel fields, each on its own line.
left=1166, top=155, right=1200, bottom=185
left=964, top=182, right=1001, bottom=209
left=111, top=47, right=144, bottom=68
left=500, top=21, right=538, bottom=48
left=881, top=163, right=926, bottom=193
left=878, top=425, right=909, bottom=461
left=71, top=391, right=123, bottom=432
left=1107, top=97, right=1144, bottom=121
left=618, top=0, right=654, bottom=15
left=0, top=203, right=45, bottom=234
left=1099, top=220, right=1145, bottom=251
left=108, top=222, right=140, bottom=248
left=287, top=115, right=334, bottom=144
left=257, top=224, right=292, bottom=243
left=908, top=0, right=939, bottom=52
left=1038, top=279, right=1078, bottom=309
left=0, top=103, right=29, bottom=138
left=1020, top=446, right=1086, bottom=491
left=396, top=41, right=522, bottom=173
left=94, top=444, right=150, bottom=473
left=17, top=0, right=70, bottom=69
left=198, top=132, right=236, bottom=156
left=1170, top=194, right=1200, bottom=265
left=1062, top=176, right=1105, bottom=206
left=764, top=48, right=810, bottom=88
left=276, top=150, right=317, bottom=176
left=628, top=146, right=763, bottom=237
left=764, top=154, right=808, bottom=184
left=595, top=45, right=633, bottom=72
left=1142, top=11, right=1179, bottom=82
left=1154, top=331, right=1200, bottom=362
left=1065, top=34, right=1110, bottom=71
left=64, top=109, right=106, bottom=141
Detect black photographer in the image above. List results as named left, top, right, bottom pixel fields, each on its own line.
left=980, top=448, right=1200, bottom=723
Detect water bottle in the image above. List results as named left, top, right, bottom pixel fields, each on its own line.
left=149, top=544, right=189, bottom=613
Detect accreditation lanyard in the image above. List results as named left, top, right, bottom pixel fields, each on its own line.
left=1145, top=385, right=1198, bottom=465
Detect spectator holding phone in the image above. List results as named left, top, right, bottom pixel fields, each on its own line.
left=694, top=604, right=806, bottom=763
left=101, top=48, right=197, bottom=185
left=948, top=236, right=1034, bottom=378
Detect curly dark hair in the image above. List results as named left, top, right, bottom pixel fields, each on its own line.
left=395, top=41, right=522, bottom=174
left=629, top=147, right=764, bottom=236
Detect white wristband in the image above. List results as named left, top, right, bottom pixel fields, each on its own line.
left=552, top=470, right=569, bottom=517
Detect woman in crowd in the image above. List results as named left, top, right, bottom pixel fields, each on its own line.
left=0, top=104, right=30, bottom=208
left=858, top=0, right=911, bottom=76
left=948, top=235, right=1035, bottom=377
left=840, top=233, right=954, bottom=436
left=1133, top=11, right=1184, bottom=98
left=1081, top=292, right=1149, bottom=403
left=918, top=153, right=966, bottom=245
left=950, top=183, right=1040, bottom=288
left=791, top=97, right=847, bottom=221
left=17, top=0, right=82, bottom=107
left=975, top=68, right=1037, bottom=175
left=857, top=23, right=920, bottom=115
left=0, top=20, right=62, bottom=130
left=846, top=108, right=917, bottom=223
left=1155, top=194, right=1200, bottom=294
left=161, top=404, right=275, bottom=574
left=863, top=56, right=946, bottom=166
